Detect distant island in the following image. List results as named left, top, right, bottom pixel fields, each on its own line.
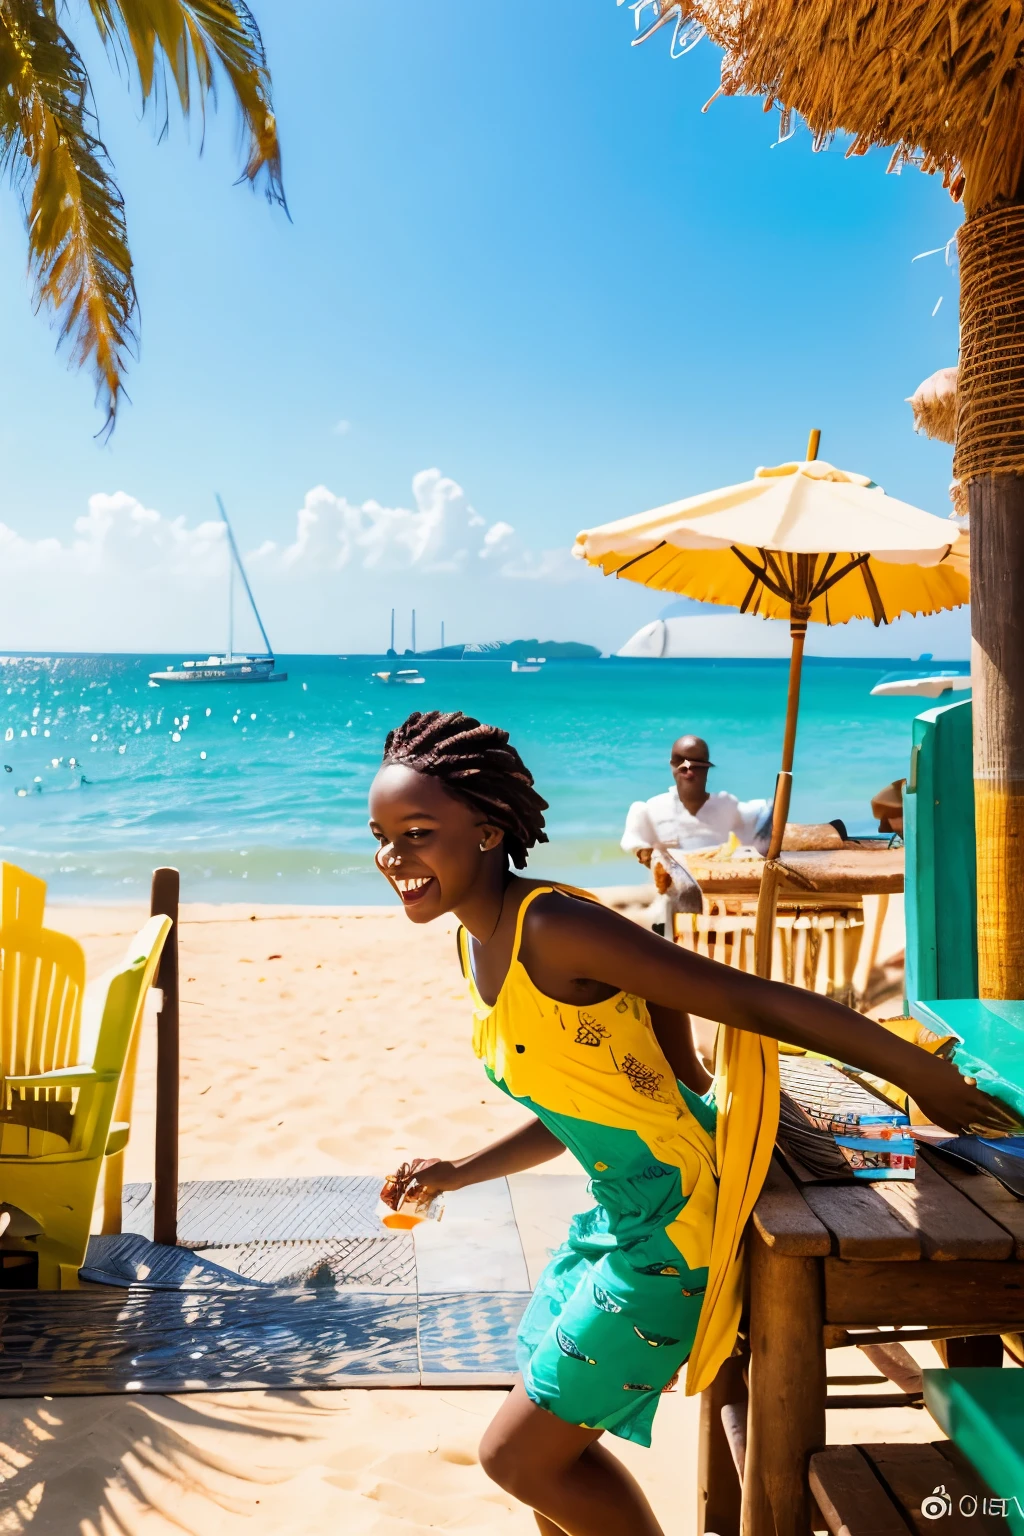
left=388, top=638, right=602, bottom=661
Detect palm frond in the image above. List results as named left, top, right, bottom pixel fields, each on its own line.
left=0, top=2, right=136, bottom=430
left=85, top=0, right=285, bottom=206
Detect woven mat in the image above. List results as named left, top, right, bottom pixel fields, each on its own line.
left=0, top=1177, right=531, bottom=1395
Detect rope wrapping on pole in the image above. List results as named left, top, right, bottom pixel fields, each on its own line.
left=955, top=204, right=1024, bottom=484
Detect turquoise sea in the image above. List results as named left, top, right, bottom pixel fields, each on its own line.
left=0, top=655, right=968, bottom=905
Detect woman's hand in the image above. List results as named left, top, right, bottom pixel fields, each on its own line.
left=396, top=1121, right=565, bottom=1202
left=906, top=1055, right=1023, bottom=1138
left=405, top=1157, right=462, bottom=1199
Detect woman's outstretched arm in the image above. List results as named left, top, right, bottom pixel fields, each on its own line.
left=522, top=895, right=1020, bottom=1138
left=407, top=1115, right=564, bottom=1197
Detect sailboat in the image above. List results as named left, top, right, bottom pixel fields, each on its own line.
left=149, top=496, right=288, bottom=686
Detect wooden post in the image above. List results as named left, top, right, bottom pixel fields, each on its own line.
left=150, top=867, right=180, bottom=1246
left=970, top=475, right=1024, bottom=998
left=698, top=1354, right=747, bottom=1536
left=742, top=1233, right=825, bottom=1536
left=756, top=618, right=808, bottom=976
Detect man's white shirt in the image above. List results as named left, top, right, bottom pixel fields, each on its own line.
left=621, top=788, right=769, bottom=855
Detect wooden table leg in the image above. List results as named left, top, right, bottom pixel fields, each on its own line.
left=698, top=1353, right=746, bottom=1536
left=742, top=1232, right=825, bottom=1536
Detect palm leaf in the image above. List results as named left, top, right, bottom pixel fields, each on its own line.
left=0, top=2, right=136, bottom=430
left=84, top=0, right=285, bottom=206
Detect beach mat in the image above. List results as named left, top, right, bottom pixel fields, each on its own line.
left=82, top=1232, right=417, bottom=1292
left=0, top=1285, right=531, bottom=1395
left=122, top=1175, right=385, bottom=1246
left=0, top=1176, right=534, bottom=1394
left=0, top=1287, right=421, bottom=1394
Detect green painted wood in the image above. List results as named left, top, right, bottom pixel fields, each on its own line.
left=910, top=999, right=1024, bottom=1121
left=904, top=698, right=978, bottom=1004
left=924, top=1369, right=1024, bottom=1533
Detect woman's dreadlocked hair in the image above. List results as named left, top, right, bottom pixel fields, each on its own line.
left=382, top=711, right=549, bottom=870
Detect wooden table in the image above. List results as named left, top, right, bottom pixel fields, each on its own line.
left=700, top=1149, right=1024, bottom=1536
left=684, top=842, right=904, bottom=898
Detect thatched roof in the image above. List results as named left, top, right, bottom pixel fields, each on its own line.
left=907, top=366, right=958, bottom=444
left=637, top=3, right=1024, bottom=209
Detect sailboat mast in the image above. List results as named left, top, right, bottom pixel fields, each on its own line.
left=390, top=608, right=395, bottom=652
left=215, top=494, right=274, bottom=658
left=411, top=609, right=416, bottom=654
left=228, top=546, right=234, bottom=663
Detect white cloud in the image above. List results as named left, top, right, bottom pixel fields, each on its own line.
left=0, top=468, right=969, bottom=657
left=256, top=470, right=528, bottom=578
left=0, top=469, right=619, bottom=653
left=331, top=419, right=352, bottom=436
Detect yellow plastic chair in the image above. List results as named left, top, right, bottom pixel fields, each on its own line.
left=1, top=861, right=47, bottom=929
left=99, top=926, right=168, bottom=1234
left=0, top=922, right=88, bottom=1156
left=0, top=914, right=171, bottom=1288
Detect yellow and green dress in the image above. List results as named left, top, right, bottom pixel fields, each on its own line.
left=460, top=885, right=778, bottom=1446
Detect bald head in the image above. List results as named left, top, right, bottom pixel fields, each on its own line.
left=670, top=734, right=714, bottom=810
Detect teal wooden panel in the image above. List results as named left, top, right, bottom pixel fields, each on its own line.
left=923, top=1369, right=1024, bottom=1532
left=904, top=698, right=977, bottom=1004
left=910, top=999, right=1024, bottom=1120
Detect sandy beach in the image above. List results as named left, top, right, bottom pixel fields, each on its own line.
left=0, top=893, right=946, bottom=1536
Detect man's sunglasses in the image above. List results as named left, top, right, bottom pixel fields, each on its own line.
left=672, top=757, right=715, bottom=771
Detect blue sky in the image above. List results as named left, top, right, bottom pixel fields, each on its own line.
left=0, top=1, right=967, bottom=655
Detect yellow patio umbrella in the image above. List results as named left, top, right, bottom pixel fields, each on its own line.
left=574, top=432, right=969, bottom=976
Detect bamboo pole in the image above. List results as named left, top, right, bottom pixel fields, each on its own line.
left=754, top=623, right=806, bottom=978
left=970, top=475, right=1024, bottom=997
left=766, top=624, right=807, bottom=861
left=753, top=430, right=819, bottom=977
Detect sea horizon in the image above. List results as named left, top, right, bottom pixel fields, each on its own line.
left=0, top=652, right=968, bottom=906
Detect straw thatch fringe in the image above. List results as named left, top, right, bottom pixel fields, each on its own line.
left=907, top=366, right=958, bottom=444
left=634, top=3, right=1024, bottom=210
left=954, top=204, right=1024, bottom=482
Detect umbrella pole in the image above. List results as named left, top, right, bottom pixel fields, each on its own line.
left=754, top=617, right=807, bottom=977
left=753, top=436, right=819, bottom=981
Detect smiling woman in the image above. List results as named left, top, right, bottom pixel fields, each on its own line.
left=366, top=708, right=1017, bottom=1536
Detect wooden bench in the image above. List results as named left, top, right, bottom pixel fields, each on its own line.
left=811, top=1442, right=1011, bottom=1535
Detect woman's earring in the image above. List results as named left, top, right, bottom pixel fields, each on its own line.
left=479, top=842, right=488, bottom=851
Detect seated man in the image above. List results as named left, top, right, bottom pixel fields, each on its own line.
left=622, top=733, right=770, bottom=935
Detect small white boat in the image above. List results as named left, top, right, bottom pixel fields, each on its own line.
left=372, top=668, right=426, bottom=685
left=149, top=496, right=287, bottom=686
left=511, top=657, right=546, bottom=673
left=870, top=670, right=970, bottom=699
left=150, top=654, right=287, bottom=685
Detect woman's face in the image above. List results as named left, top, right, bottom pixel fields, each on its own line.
left=368, top=762, right=502, bottom=923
